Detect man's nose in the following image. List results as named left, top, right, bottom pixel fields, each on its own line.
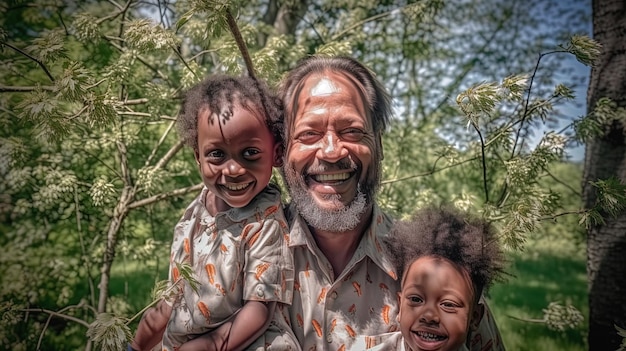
left=317, top=132, right=349, bottom=161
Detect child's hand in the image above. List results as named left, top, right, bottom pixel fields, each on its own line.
left=177, top=328, right=225, bottom=351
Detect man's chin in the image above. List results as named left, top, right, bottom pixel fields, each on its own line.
left=292, top=186, right=368, bottom=233
left=311, top=192, right=351, bottom=209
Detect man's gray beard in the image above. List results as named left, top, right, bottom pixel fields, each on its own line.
left=284, top=166, right=373, bottom=232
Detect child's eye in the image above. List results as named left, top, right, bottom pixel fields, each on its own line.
left=408, top=295, right=423, bottom=304
left=207, top=150, right=224, bottom=162
left=441, top=301, right=460, bottom=310
left=243, top=148, right=261, bottom=158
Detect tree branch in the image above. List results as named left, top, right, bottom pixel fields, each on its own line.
left=0, top=84, right=55, bottom=92
left=471, top=121, right=490, bottom=203
left=122, top=98, right=149, bottom=105
left=105, top=38, right=170, bottom=82
left=128, top=183, right=203, bottom=209
left=382, top=156, right=479, bottom=185
left=543, top=167, right=583, bottom=197
left=1, top=41, right=55, bottom=82
left=145, top=120, right=176, bottom=167
left=226, top=9, right=256, bottom=78
left=21, top=308, right=91, bottom=328
left=154, top=139, right=184, bottom=171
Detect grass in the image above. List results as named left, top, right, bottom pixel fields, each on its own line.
left=488, top=244, right=588, bottom=350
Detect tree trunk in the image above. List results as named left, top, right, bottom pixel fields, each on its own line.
left=583, top=0, right=626, bottom=349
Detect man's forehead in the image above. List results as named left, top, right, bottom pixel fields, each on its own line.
left=301, top=71, right=360, bottom=97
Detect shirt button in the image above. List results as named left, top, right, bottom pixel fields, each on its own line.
left=256, top=286, right=265, bottom=297
left=329, top=291, right=338, bottom=299
left=326, top=334, right=333, bottom=343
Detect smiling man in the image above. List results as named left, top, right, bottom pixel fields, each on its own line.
left=276, top=56, right=505, bottom=351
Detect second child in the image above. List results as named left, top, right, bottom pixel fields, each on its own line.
left=353, top=207, right=506, bottom=351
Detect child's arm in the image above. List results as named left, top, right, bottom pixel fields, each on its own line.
left=178, top=300, right=276, bottom=351
left=130, top=299, right=172, bottom=351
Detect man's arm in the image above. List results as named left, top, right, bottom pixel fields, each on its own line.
left=178, top=300, right=276, bottom=351
left=130, top=299, right=172, bottom=351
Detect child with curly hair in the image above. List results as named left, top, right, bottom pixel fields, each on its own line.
left=353, top=206, right=506, bottom=351
left=130, top=74, right=297, bottom=351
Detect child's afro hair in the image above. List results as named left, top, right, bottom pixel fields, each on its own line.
left=383, top=206, right=507, bottom=298
left=177, top=74, right=284, bottom=152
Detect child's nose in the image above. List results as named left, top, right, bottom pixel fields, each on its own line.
left=223, top=159, right=246, bottom=177
left=419, top=306, right=440, bottom=324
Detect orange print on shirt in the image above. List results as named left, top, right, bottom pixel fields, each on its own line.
left=248, top=231, right=262, bottom=247
left=183, top=238, right=190, bottom=254
left=264, top=205, right=278, bottom=217
left=255, top=262, right=270, bottom=280
left=345, top=324, right=356, bottom=338
left=304, top=262, right=311, bottom=277
left=348, top=304, right=356, bottom=315
left=205, top=263, right=216, bottom=284
left=215, top=283, right=226, bottom=295
left=312, top=319, right=323, bottom=337
left=197, top=301, right=211, bottom=322
left=337, top=345, right=345, bottom=351
left=379, top=283, right=389, bottom=291
left=366, top=336, right=376, bottom=348
left=352, top=281, right=362, bottom=296
left=381, top=304, right=391, bottom=324
left=296, top=313, right=304, bottom=327
left=329, top=318, right=337, bottom=333
left=317, top=288, right=327, bottom=304
left=172, top=266, right=180, bottom=282
left=220, top=243, right=228, bottom=253
left=241, top=224, right=253, bottom=241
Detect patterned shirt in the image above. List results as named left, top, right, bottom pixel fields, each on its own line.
left=162, top=185, right=295, bottom=350
left=278, top=204, right=505, bottom=351
left=349, top=332, right=470, bottom=351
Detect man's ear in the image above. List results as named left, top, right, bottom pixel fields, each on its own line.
left=470, top=302, right=484, bottom=332
left=273, top=144, right=284, bottom=167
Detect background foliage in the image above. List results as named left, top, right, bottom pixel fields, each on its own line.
left=0, top=0, right=610, bottom=350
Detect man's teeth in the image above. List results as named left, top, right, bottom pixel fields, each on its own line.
left=416, top=331, right=446, bottom=341
left=225, top=183, right=250, bottom=191
left=314, top=173, right=350, bottom=182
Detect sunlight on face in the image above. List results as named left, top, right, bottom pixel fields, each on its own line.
left=398, top=256, right=475, bottom=351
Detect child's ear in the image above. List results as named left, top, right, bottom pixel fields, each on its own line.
left=273, top=144, right=284, bottom=167
left=396, top=291, right=402, bottom=321
left=470, top=303, right=484, bottom=331
left=194, top=150, right=201, bottom=166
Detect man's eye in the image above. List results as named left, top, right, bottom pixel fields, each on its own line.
left=340, top=128, right=365, bottom=142
left=297, top=131, right=322, bottom=144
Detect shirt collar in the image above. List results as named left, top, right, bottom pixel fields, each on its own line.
left=287, top=203, right=398, bottom=280
left=199, top=184, right=281, bottom=223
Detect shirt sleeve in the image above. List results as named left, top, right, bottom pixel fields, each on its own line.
left=242, top=213, right=294, bottom=304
